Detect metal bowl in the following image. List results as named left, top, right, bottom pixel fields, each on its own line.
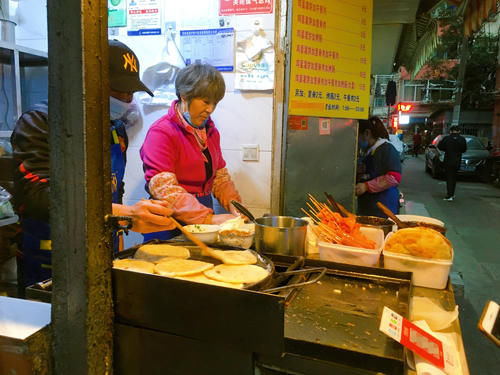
left=355, top=216, right=395, bottom=236
left=254, top=216, right=308, bottom=256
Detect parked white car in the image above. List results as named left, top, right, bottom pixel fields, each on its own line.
left=389, top=134, right=406, bottom=162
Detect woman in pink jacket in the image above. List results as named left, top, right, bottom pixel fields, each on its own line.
left=140, top=63, right=241, bottom=240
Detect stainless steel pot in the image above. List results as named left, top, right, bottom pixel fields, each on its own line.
left=254, top=216, right=308, bottom=256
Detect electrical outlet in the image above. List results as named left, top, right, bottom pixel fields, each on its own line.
left=242, top=144, right=259, bottom=161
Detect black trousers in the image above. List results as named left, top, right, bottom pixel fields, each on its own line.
left=445, top=165, right=458, bottom=197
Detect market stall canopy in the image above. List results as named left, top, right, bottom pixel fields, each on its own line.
left=462, top=0, right=498, bottom=36
left=395, top=0, right=499, bottom=78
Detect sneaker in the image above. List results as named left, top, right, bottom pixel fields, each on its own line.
left=443, top=196, right=454, bottom=201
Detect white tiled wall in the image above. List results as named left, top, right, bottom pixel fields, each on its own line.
left=117, top=0, right=276, bottom=247
left=12, top=0, right=48, bottom=52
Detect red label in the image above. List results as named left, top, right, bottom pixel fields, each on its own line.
left=400, top=319, right=445, bottom=368
left=219, top=0, right=274, bottom=15
left=288, top=116, right=308, bottom=130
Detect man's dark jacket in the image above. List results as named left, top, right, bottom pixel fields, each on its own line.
left=438, top=133, right=467, bottom=168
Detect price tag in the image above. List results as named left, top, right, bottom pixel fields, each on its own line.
left=379, top=306, right=445, bottom=369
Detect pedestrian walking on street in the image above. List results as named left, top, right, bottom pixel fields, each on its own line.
left=413, top=131, right=422, bottom=157
left=438, top=126, right=467, bottom=201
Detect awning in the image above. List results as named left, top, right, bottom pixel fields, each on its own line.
left=464, top=0, right=497, bottom=36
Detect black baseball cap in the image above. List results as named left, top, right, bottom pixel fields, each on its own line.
left=108, top=39, right=153, bottom=97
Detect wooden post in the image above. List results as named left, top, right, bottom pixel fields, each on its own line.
left=47, top=0, right=113, bottom=374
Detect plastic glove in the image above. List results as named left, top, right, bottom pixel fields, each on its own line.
left=212, top=168, right=242, bottom=212
left=149, top=171, right=213, bottom=224
left=113, top=200, right=175, bottom=234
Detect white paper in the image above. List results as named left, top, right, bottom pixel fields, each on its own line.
left=127, top=0, right=161, bottom=36
left=180, top=28, right=234, bottom=72
left=413, top=321, right=462, bottom=375
left=0, top=296, right=51, bottom=340
left=235, top=30, right=274, bottom=90
left=411, top=296, right=459, bottom=331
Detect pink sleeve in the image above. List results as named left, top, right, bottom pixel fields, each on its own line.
left=140, top=123, right=177, bottom=182
left=365, top=172, right=401, bottom=193
left=212, top=168, right=241, bottom=212
left=149, top=172, right=213, bottom=224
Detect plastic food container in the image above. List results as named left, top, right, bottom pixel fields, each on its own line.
left=182, top=224, right=220, bottom=244
left=318, top=227, right=385, bottom=267
left=218, top=224, right=255, bottom=249
left=383, top=233, right=453, bottom=289
left=396, top=214, right=444, bottom=227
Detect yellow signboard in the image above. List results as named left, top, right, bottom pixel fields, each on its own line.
left=288, top=0, right=373, bottom=119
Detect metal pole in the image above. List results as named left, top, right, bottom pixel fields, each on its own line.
left=451, top=34, right=469, bottom=130
left=48, top=0, right=113, bottom=374
left=491, top=26, right=500, bottom=154
left=271, top=0, right=286, bottom=215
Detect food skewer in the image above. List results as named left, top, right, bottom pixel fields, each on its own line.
left=324, top=192, right=350, bottom=218
left=303, top=195, right=375, bottom=249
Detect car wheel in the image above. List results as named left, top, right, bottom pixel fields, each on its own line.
left=478, top=164, right=492, bottom=183
left=425, top=159, right=431, bottom=173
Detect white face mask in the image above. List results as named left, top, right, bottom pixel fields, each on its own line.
left=110, top=96, right=132, bottom=120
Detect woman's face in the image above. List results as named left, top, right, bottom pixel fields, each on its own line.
left=183, top=97, right=216, bottom=127
left=360, top=129, right=376, bottom=146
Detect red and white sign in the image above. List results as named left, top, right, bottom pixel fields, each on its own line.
left=288, top=116, right=309, bottom=130
left=397, top=103, right=412, bottom=112
left=220, top=0, right=274, bottom=15
left=380, top=307, right=445, bottom=369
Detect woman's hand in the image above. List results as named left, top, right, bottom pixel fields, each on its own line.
left=112, top=200, right=175, bottom=234
left=355, top=183, right=368, bottom=196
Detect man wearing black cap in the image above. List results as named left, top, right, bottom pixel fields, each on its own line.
left=10, top=39, right=174, bottom=288
left=438, top=126, right=467, bottom=201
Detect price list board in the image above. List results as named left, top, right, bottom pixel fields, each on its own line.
left=288, top=0, right=373, bottom=119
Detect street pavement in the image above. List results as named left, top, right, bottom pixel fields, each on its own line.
left=399, top=155, right=500, bottom=374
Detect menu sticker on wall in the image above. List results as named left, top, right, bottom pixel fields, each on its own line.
left=288, top=116, right=309, bottom=130
left=288, top=0, right=372, bottom=119
left=108, top=0, right=127, bottom=28
left=220, top=0, right=274, bottom=15
left=127, top=0, right=161, bottom=36
left=180, top=28, right=235, bottom=72
left=319, top=118, right=331, bottom=135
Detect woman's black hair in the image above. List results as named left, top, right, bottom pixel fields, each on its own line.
left=358, top=116, right=389, bottom=140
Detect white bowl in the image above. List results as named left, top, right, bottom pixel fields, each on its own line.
left=218, top=224, right=255, bottom=249
left=183, top=224, right=220, bottom=244
left=396, top=215, right=444, bottom=227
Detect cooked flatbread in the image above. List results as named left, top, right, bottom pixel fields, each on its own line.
left=154, top=259, right=214, bottom=277
left=204, top=264, right=269, bottom=284
left=134, top=244, right=190, bottom=263
left=384, top=227, right=452, bottom=260
left=177, top=274, right=243, bottom=289
left=211, top=249, right=257, bottom=265
left=113, top=259, right=155, bottom=274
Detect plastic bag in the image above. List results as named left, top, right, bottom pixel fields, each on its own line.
left=0, top=138, right=12, bottom=156
left=140, top=30, right=185, bottom=111
left=0, top=186, right=15, bottom=219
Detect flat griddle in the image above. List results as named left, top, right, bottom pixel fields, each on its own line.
left=115, top=240, right=325, bottom=292
left=266, top=256, right=412, bottom=374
